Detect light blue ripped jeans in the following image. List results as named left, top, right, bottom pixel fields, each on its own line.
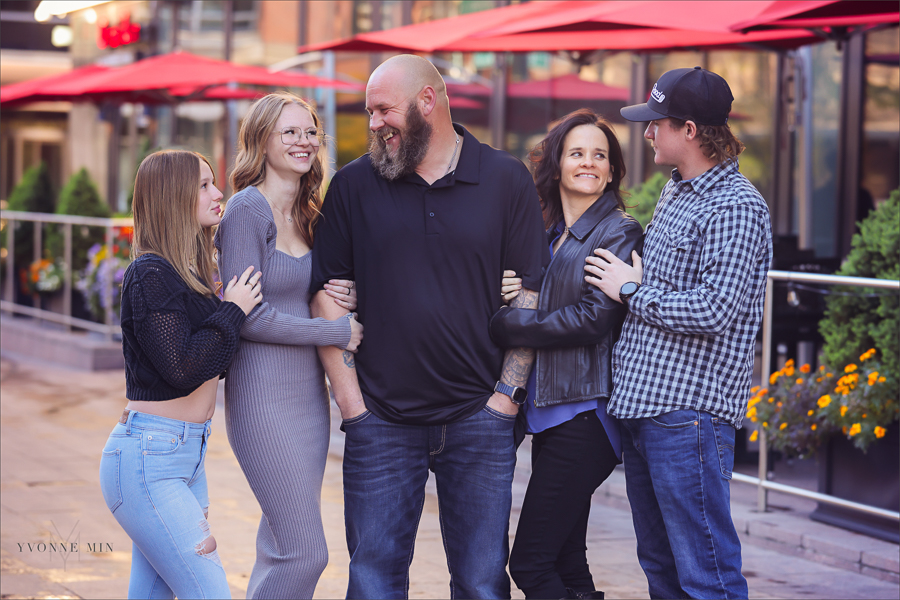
left=99, top=410, right=231, bottom=599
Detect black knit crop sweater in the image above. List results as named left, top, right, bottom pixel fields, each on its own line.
left=121, top=253, right=247, bottom=401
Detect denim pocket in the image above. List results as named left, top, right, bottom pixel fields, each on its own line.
left=342, top=410, right=371, bottom=427
left=482, top=405, right=517, bottom=422
left=99, top=449, right=123, bottom=513
left=711, top=418, right=735, bottom=480
left=649, top=409, right=700, bottom=429
left=142, top=430, right=180, bottom=455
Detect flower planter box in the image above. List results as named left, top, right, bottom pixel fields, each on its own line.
left=812, top=424, right=899, bottom=543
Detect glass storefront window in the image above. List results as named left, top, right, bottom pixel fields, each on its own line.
left=808, top=42, right=842, bottom=258
left=862, top=27, right=900, bottom=213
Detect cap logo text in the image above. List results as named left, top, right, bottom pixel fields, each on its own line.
left=650, top=83, right=666, bottom=103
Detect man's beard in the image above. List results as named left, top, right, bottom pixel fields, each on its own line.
left=369, top=101, right=433, bottom=181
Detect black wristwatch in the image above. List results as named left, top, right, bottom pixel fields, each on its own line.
left=619, top=281, right=641, bottom=304
left=494, top=381, right=527, bottom=405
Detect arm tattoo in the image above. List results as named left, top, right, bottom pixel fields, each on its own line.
left=501, top=346, right=534, bottom=387
left=510, top=288, right=538, bottom=309
left=342, top=351, right=356, bottom=368
left=500, top=288, right=538, bottom=387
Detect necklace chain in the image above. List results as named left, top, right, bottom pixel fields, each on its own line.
left=446, top=133, right=460, bottom=175
left=259, top=187, right=293, bottom=223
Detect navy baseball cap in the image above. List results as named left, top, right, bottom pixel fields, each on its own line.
left=621, top=66, right=734, bottom=126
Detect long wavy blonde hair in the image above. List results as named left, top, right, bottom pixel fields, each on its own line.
left=132, top=150, right=217, bottom=296
left=230, top=92, right=325, bottom=246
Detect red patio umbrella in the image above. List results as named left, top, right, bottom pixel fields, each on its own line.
left=298, top=1, right=822, bottom=55
left=299, top=1, right=565, bottom=54
left=0, top=51, right=361, bottom=107
left=0, top=64, right=111, bottom=105
left=731, top=0, right=898, bottom=32
left=441, top=26, right=818, bottom=53
left=80, top=52, right=362, bottom=96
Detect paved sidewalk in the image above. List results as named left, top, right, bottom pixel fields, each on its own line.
left=1, top=355, right=898, bottom=599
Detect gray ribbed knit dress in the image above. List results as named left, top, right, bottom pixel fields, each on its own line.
left=214, top=186, right=351, bottom=600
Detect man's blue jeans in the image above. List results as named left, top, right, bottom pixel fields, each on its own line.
left=620, top=410, right=748, bottom=599
left=341, top=405, right=517, bottom=599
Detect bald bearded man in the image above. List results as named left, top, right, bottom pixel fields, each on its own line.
left=310, top=55, right=548, bottom=599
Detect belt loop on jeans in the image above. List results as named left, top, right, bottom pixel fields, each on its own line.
left=181, top=421, right=189, bottom=445
left=124, top=409, right=136, bottom=434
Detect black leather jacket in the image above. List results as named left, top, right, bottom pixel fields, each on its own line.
left=490, top=191, right=643, bottom=407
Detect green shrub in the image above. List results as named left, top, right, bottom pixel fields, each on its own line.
left=819, top=189, right=899, bottom=390
left=1, top=162, right=56, bottom=275
left=46, top=169, right=110, bottom=270
left=625, top=171, right=667, bottom=228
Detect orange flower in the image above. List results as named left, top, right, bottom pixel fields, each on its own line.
left=779, top=423, right=787, bottom=430
left=749, top=430, right=758, bottom=442
left=769, top=372, right=780, bottom=385
left=844, top=364, right=857, bottom=373
left=811, top=424, right=817, bottom=431
left=819, top=365, right=826, bottom=372
left=840, top=405, right=848, bottom=417
left=796, top=378, right=804, bottom=385
left=848, top=423, right=861, bottom=437
left=750, top=386, right=760, bottom=394
left=758, top=389, right=768, bottom=396
left=807, top=410, right=814, bottom=416
left=874, top=427, right=886, bottom=439
left=762, top=422, right=768, bottom=428
left=817, top=395, right=831, bottom=408
left=868, top=372, right=879, bottom=386
left=879, top=376, right=886, bottom=383
left=785, top=359, right=795, bottom=367
left=800, top=364, right=811, bottom=373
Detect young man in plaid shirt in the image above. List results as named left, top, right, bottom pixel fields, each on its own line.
left=585, top=67, right=772, bottom=599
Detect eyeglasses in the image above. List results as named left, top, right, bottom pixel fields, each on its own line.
left=278, top=127, right=324, bottom=147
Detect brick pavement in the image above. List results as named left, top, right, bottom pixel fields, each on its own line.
left=1, top=356, right=898, bottom=599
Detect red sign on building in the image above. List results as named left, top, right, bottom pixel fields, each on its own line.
left=97, top=14, right=141, bottom=50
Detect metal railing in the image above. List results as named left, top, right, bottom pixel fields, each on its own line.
left=734, top=270, right=900, bottom=522
left=0, top=210, right=133, bottom=340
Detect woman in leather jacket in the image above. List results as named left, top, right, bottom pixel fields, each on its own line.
left=492, top=109, right=643, bottom=600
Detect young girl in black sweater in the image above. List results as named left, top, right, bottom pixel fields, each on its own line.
left=99, top=150, right=261, bottom=599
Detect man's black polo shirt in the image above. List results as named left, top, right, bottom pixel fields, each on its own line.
left=310, top=125, right=548, bottom=425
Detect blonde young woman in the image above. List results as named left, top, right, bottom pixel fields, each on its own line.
left=214, top=92, right=363, bottom=599
left=99, top=150, right=262, bottom=599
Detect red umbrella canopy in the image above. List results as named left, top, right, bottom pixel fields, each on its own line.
left=298, top=1, right=571, bottom=53
left=77, top=52, right=362, bottom=95
left=481, top=0, right=792, bottom=35
left=443, top=26, right=818, bottom=53
left=0, top=64, right=111, bottom=105
left=0, top=51, right=361, bottom=106
left=299, top=0, right=823, bottom=55
left=732, top=0, right=898, bottom=32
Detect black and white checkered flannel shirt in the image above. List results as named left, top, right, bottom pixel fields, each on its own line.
left=609, top=159, right=773, bottom=428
